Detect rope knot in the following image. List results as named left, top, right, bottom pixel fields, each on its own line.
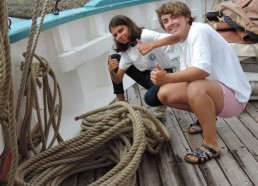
left=38, top=60, right=51, bottom=77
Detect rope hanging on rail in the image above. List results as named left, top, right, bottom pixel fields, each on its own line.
left=13, top=0, right=64, bottom=163
left=0, top=0, right=18, bottom=185
left=18, top=53, right=63, bottom=161
left=15, top=102, right=171, bottom=186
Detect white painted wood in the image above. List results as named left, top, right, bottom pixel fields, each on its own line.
left=58, top=33, right=113, bottom=72
left=90, top=14, right=105, bottom=37
left=52, top=24, right=73, bottom=52
left=128, top=6, right=145, bottom=27
left=145, top=3, right=161, bottom=30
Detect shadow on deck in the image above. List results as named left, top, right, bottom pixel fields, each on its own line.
left=62, top=83, right=258, bottom=186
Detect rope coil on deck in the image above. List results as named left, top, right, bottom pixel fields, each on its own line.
left=15, top=101, right=171, bottom=186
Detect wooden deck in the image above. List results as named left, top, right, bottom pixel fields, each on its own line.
left=62, top=83, right=258, bottom=186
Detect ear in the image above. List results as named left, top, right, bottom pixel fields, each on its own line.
left=186, top=16, right=190, bottom=23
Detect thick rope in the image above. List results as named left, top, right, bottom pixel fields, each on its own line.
left=18, top=53, right=63, bottom=160
left=15, top=102, right=170, bottom=185
left=10, top=0, right=64, bottom=163
left=4, top=0, right=171, bottom=185
left=0, top=0, right=19, bottom=185
left=16, top=0, right=50, bottom=124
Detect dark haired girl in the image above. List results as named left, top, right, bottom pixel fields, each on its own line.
left=108, top=15, right=175, bottom=118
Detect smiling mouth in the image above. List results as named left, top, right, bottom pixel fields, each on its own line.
left=120, top=37, right=127, bottom=43
left=171, top=26, right=178, bottom=31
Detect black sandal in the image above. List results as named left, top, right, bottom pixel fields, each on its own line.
left=188, top=120, right=202, bottom=134
left=184, top=144, right=220, bottom=164
left=188, top=118, right=217, bottom=134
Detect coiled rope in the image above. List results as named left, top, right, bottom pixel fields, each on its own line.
left=15, top=101, right=170, bottom=185
left=3, top=0, right=171, bottom=185
left=13, top=0, right=64, bottom=162
left=18, top=53, right=63, bottom=160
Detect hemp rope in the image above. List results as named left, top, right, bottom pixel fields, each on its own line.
left=16, top=0, right=50, bottom=124
left=11, top=0, right=64, bottom=162
left=18, top=53, right=63, bottom=160
left=2, top=0, right=171, bottom=185
left=0, top=0, right=19, bottom=185
left=15, top=101, right=170, bottom=185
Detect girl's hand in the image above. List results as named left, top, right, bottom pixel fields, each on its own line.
left=137, top=39, right=154, bottom=55
left=151, top=64, right=168, bottom=85
left=108, top=55, right=119, bottom=73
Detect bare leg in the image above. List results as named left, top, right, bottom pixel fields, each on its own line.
left=116, top=93, right=125, bottom=101
left=187, top=80, right=223, bottom=143
left=158, top=80, right=224, bottom=162
left=158, top=82, right=192, bottom=111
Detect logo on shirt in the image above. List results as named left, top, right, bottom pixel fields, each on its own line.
left=148, top=53, right=156, bottom=61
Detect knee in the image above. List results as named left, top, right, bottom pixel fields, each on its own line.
left=144, top=90, right=162, bottom=107
left=157, top=86, right=170, bottom=104
left=187, top=82, right=207, bottom=101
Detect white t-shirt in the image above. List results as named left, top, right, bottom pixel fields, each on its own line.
left=119, top=29, right=174, bottom=71
left=179, top=22, right=251, bottom=103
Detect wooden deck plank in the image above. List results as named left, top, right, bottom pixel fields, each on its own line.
left=243, top=102, right=258, bottom=123
left=137, top=153, right=161, bottom=186
left=77, top=170, right=95, bottom=186
left=136, top=85, right=185, bottom=186
left=224, top=115, right=258, bottom=161
left=237, top=105, right=258, bottom=138
left=251, top=100, right=258, bottom=109
left=126, top=84, right=162, bottom=186
left=180, top=112, right=254, bottom=185
left=165, top=108, right=207, bottom=186
left=171, top=109, right=231, bottom=186
left=62, top=174, right=78, bottom=186
left=126, top=83, right=143, bottom=105
left=154, top=142, right=184, bottom=186
left=63, top=83, right=258, bottom=186
left=189, top=108, right=254, bottom=185
left=93, top=165, right=114, bottom=184
left=216, top=118, right=258, bottom=185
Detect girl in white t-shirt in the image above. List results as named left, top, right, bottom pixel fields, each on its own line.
left=138, top=2, right=251, bottom=164
left=108, top=15, right=175, bottom=118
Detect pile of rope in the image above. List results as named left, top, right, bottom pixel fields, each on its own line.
left=4, top=0, right=171, bottom=185
left=15, top=101, right=171, bottom=185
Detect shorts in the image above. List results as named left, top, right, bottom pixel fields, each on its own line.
left=217, top=83, right=246, bottom=118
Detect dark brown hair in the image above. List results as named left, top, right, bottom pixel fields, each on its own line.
left=109, top=15, right=143, bottom=52
left=156, top=2, right=195, bottom=30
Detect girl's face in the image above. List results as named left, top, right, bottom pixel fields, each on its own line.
left=161, top=14, right=190, bottom=40
left=110, top=25, right=130, bottom=44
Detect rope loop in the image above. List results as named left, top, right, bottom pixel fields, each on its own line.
left=15, top=102, right=170, bottom=185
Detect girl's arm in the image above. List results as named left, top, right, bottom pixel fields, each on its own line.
left=108, top=56, right=126, bottom=84
left=152, top=64, right=209, bottom=85
left=110, top=68, right=126, bottom=84
left=138, top=34, right=181, bottom=55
